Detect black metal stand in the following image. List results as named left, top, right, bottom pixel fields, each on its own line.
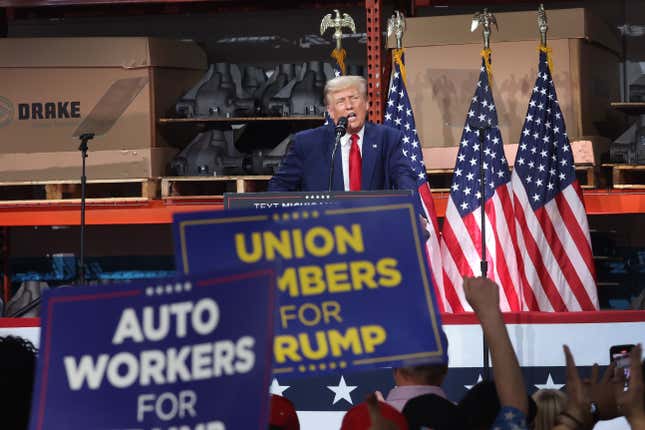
left=475, top=125, right=491, bottom=380
left=328, top=117, right=347, bottom=192
left=78, top=133, right=95, bottom=285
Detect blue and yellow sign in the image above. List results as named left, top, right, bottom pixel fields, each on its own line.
left=173, top=199, right=445, bottom=376
left=29, top=270, right=275, bottom=430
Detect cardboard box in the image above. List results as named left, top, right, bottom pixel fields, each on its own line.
left=0, top=37, right=206, bottom=180
left=421, top=138, right=609, bottom=170
left=0, top=147, right=178, bottom=181
left=389, top=9, right=622, bottom=167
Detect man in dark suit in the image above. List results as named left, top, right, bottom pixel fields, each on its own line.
left=268, top=75, right=420, bottom=196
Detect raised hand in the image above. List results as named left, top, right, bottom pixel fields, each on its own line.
left=554, top=345, right=594, bottom=430
left=585, top=361, right=619, bottom=421
left=463, top=276, right=499, bottom=315
left=614, top=344, right=645, bottom=430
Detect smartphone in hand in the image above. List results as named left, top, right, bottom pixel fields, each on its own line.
left=610, top=344, right=635, bottom=385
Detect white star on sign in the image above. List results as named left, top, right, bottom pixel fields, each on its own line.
left=327, top=375, right=357, bottom=405
left=269, top=378, right=290, bottom=396
left=465, top=374, right=483, bottom=390
left=534, top=373, right=565, bottom=390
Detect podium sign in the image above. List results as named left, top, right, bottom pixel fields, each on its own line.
left=223, top=190, right=413, bottom=210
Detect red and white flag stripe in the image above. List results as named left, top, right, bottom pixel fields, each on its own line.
left=418, top=183, right=446, bottom=313
left=440, top=183, right=523, bottom=312
left=511, top=174, right=598, bottom=311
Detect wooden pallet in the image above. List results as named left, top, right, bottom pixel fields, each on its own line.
left=425, top=164, right=597, bottom=191
left=603, top=164, right=645, bottom=189
left=161, top=175, right=272, bottom=200
left=575, top=164, right=596, bottom=189
left=0, top=178, right=158, bottom=204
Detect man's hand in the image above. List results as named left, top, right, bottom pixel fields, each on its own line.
left=586, top=362, right=619, bottom=421
left=555, top=345, right=595, bottom=430
left=463, top=276, right=527, bottom=415
left=463, top=276, right=499, bottom=315
left=614, top=345, right=645, bottom=429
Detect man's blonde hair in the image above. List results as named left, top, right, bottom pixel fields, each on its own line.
left=324, top=75, right=367, bottom=106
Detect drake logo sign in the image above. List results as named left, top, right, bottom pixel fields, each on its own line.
left=0, top=98, right=81, bottom=127
left=0, top=97, right=13, bottom=127
left=18, top=101, right=81, bottom=120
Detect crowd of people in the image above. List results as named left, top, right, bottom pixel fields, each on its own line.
left=2, top=278, right=643, bottom=430
left=331, top=277, right=645, bottom=430
left=234, top=276, right=645, bottom=430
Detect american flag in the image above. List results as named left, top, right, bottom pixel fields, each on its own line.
left=511, top=50, right=598, bottom=311
left=383, top=51, right=445, bottom=312
left=440, top=57, right=523, bottom=312
left=324, top=49, right=345, bottom=126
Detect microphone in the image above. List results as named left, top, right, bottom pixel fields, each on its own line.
left=335, top=116, right=348, bottom=138
left=329, top=116, right=348, bottom=191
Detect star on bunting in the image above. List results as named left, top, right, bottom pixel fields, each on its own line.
left=534, top=373, right=564, bottom=390
left=270, top=378, right=291, bottom=396
left=464, top=374, right=484, bottom=390
left=327, top=375, right=357, bottom=405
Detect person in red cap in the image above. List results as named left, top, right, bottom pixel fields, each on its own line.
left=269, top=394, right=300, bottom=430
left=341, top=393, right=408, bottom=430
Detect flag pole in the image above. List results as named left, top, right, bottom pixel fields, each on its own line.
left=476, top=122, right=490, bottom=381
left=477, top=125, right=490, bottom=280
left=470, top=8, right=498, bottom=381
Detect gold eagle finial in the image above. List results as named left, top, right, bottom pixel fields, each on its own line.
left=320, top=9, right=356, bottom=51
left=471, top=8, right=498, bottom=50
left=387, top=10, right=406, bottom=50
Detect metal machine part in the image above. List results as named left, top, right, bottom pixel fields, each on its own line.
left=194, top=63, right=238, bottom=118
left=290, top=61, right=326, bottom=116
left=176, top=61, right=362, bottom=118
left=611, top=115, right=645, bottom=164
left=170, top=129, right=243, bottom=176
left=171, top=61, right=365, bottom=174
left=630, top=74, right=645, bottom=103
left=170, top=128, right=291, bottom=176
left=262, top=63, right=298, bottom=117
left=175, top=65, right=215, bottom=118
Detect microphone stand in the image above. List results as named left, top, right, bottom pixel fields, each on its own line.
left=78, top=133, right=94, bottom=285
left=474, top=123, right=491, bottom=380
left=328, top=136, right=341, bottom=192
left=328, top=120, right=347, bottom=192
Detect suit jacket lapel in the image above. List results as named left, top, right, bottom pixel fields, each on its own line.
left=361, top=123, right=377, bottom=190
left=326, top=124, right=344, bottom=191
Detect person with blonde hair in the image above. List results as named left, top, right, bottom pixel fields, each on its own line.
left=531, top=389, right=567, bottom=430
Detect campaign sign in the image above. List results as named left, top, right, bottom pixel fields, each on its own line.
left=29, top=270, right=276, bottom=430
left=173, top=198, right=446, bottom=378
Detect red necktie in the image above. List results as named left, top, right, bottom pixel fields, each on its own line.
left=349, top=133, right=362, bottom=191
